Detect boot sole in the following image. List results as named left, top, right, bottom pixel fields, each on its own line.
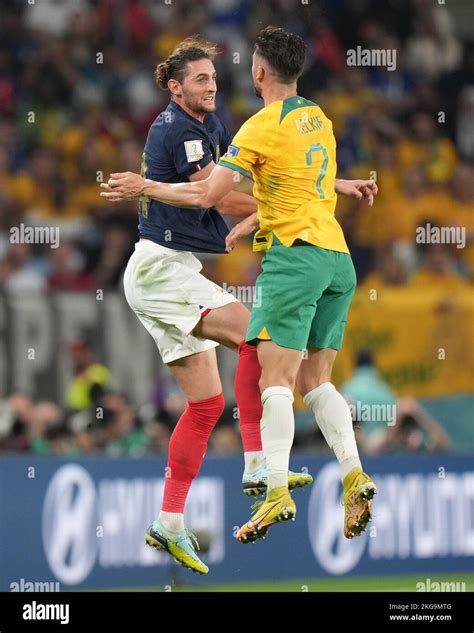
left=345, top=483, right=377, bottom=538
left=237, top=505, right=296, bottom=544
left=145, top=532, right=208, bottom=575
left=243, top=476, right=313, bottom=497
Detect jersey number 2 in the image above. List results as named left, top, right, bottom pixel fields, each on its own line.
left=306, top=143, right=328, bottom=199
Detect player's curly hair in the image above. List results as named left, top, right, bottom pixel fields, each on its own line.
left=255, top=26, right=306, bottom=84
left=155, top=36, right=219, bottom=90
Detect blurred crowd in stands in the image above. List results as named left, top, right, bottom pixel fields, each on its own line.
left=0, top=0, right=472, bottom=455
left=0, top=339, right=450, bottom=457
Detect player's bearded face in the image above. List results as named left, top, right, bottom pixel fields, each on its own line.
left=182, top=83, right=216, bottom=114
left=180, top=60, right=217, bottom=114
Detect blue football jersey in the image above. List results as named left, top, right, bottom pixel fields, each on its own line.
left=138, top=101, right=232, bottom=253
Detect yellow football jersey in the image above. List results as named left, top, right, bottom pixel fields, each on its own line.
left=218, top=96, right=349, bottom=253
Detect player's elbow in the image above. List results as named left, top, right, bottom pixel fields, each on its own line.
left=214, top=195, right=231, bottom=214
left=199, top=191, right=219, bottom=209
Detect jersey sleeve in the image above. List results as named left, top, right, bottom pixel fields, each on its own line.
left=217, top=117, right=263, bottom=175
left=220, top=124, right=233, bottom=158
left=164, top=123, right=214, bottom=178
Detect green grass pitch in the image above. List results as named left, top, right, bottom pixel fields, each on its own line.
left=96, top=573, right=474, bottom=593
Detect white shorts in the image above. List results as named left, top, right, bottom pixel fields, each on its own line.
left=123, top=239, right=237, bottom=363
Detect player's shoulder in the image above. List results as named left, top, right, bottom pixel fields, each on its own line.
left=277, top=96, right=334, bottom=135
left=235, top=105, right=277, bottom=137
left=204, top=111, right=225, bottom=131
left=249, top=103, right=278, bottom=123
left=239, top=98, right=323, bottom=129
left=204, top=111, right=230, bottom=141
left=148, top=102, right=206, bottom=144
left=278, top=96, right=327, bottom=122
left=147, top=107, right=176, bottom=146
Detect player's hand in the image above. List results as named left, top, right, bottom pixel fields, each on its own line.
left=100, top=172, right=146, bottom=201
left=335, top=179, right=378, bottom=206
left=225, top=213, right=259, bottom=252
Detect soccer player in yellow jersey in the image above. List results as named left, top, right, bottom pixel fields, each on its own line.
left=102, top=26, right=377, bottom=543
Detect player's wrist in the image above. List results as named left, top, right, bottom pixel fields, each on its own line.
left=142, top=178, right=156, bottom=197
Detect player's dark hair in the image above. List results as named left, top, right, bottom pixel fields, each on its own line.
left=155, top=36, right=219, bottom=90
left=254, top=26, right=306, bottom=84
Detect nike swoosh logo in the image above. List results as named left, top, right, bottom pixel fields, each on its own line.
left=247, top=502, right=278, bottom=529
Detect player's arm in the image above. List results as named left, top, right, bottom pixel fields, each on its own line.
left=188, top=160, right=256, bottom=217
left=233, top=174, right=254, bottom=194
left=101, top=165, right=237, bottom=210
left=225, top=212, right=259, bottom=252
left=335, top=179, right=378, bottom=206
left=214, top=186, right=256, bottom=217
left=100, top=169, right=377, bottom=210
left=101, top=116, right=264, bottom=208
left=168, top=125, right=256, bottom=215
left=148, top=164, right=237, bottom=209
left=100, top=144, right=256, bottom=216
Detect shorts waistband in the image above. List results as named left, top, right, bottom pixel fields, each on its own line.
left=136, top=238, right=187, bottom=256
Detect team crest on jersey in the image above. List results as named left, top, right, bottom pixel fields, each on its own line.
left=184, top=140, right=204, bottom=162
left=224, top=144, right=240, bottom=157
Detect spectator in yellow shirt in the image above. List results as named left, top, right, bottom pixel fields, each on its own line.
left=398, top=111, right=457, bottom=185
left=65, top=339, right=111, bottom=410
left=410, top=243, right=469, bottom=291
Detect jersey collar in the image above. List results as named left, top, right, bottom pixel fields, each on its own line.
left=168, top=100, right=207, bottom=125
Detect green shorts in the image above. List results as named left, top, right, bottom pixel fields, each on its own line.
left=246, top=237, right=356, bottom=351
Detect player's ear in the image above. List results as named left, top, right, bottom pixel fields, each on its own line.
left=168, top=79, right=181, bottom=97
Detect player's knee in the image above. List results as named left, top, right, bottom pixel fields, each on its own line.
left=226, top=309, right=250, bottom=347
left=228, top=330, right=245, bottom=350
left=214, top=392, right=226, bottom=419
left=296, top=372, right=332, bottom=397
left=190, top=392, right=226, bottom=422
left=259, top=372, right=295, bottom=394
left=295, top=374, right=306, bottom=396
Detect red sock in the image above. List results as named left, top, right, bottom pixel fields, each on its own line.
left=162, top=393, right=225, bottom=513
left=234, top=341, right=263, bottom=452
